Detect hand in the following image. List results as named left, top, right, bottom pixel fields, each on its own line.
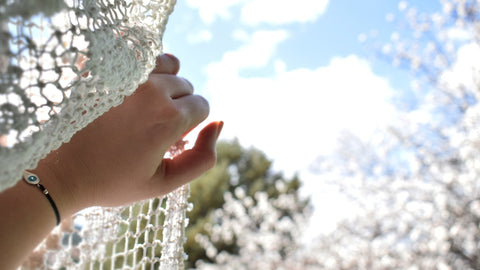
left=34, top=54, right=223, bottom=216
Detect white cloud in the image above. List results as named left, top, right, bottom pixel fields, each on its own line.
left=206, top=52, right=394, bottom=177
left=441, top=42, right=480, bottom=90
left=186, top=29, right=213, bottom=44
left=446, top=27, right=471, bottom=41
left=186, top=0, right=329, bottom=25
left=200, top=52, right=395, bottom=237
left=186, top=0, right=244, bottom=24
left=300, top=172, right=358, bottom=237
left=241, top=0, right=329, bottom=25
left=232, top=29, right=250, bottom=42
left=273, top=59, right=286, bottom=73
left=398, top=1, right=408, bottom=11
left=206, top=30, right=289, bottom=76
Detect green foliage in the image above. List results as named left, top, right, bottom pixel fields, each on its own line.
left=185, top=139, right=308, bottom=268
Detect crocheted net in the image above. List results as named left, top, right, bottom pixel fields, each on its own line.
left=0, top=0, right=192, bottom=269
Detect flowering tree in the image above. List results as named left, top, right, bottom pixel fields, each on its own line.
left=184, top=140, right=311, bottom=269
left=309, top=1, right=480, bottom=269
left=195, top=191, right=311, bottom=270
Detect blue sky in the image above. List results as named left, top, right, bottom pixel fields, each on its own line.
left=164, top=1, right=440, bottom=89
left=162, top=0, right=442, bottom=233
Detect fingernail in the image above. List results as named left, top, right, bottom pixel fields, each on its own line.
left=164, top=53, right=177, bottom=61
left=216, top=121, right=224, bottom=140
left=163, top=53, right=180, bottom=75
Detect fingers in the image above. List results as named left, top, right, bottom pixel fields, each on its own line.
left=152, top=54, right=180, bottom=75
left=147, top=74, right=194, bottom=99
left=141, top=53, right=193, bottom=99
left=137, top=89, right=210, bottom=166
left=173, top=94, right=210, bottom=131
left=151, top=121, right=224, bottom=194
left=148, top=53, right=191, bottom=98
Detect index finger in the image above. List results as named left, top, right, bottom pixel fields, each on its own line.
left=173, top=94, right=210, bottom=133
left=152, top=54, right=180, bottom=75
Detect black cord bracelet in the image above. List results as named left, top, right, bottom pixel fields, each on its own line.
left=23, top=171, right=61, bottom=225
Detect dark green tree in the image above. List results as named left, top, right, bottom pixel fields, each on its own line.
left=184, top=139, right=308, bottom=269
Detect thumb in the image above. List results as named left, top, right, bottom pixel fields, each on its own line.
left=152, top=121, right=224, bottom=194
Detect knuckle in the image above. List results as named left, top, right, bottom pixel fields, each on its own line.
left=195, top=148, right=217, bottom=172
left=148, top=99, right=182, bottom=126
left=195, top=95, right=210, bottom=116
left=155, top=54, right=180, bottom=75
left=180, top=77, right=194, bottom=93
left=137, top=78, right=153, bottom=92
left=204, top=151, right=217, bottom=169
left=166, top=54, right=180, bottom=72
left=163, top=102, right=184, bottom=122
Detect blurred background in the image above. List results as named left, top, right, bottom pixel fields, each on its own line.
left=162, top=1, right=480, bottom=269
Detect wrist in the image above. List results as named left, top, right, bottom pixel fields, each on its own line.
left=31, top=153, right=84, bottom=221
left=23, top=171, right=61, bottom=225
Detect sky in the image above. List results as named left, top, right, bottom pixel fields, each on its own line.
left=162, top=0, right=442, bottom=235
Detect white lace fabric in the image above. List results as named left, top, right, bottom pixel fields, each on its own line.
left=0, top=1, right=192, bottom=269
left=0, top=0, right=174, bottom=190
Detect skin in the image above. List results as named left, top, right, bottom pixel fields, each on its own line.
left=0, top=54, right=223, bottom=269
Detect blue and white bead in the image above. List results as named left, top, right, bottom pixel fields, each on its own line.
left=23, top=171, right=40, bottom=185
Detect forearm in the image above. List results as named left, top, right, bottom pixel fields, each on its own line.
left=0, top=178, right=59, bottom=269
left=0, top=151, right=82, bottom=269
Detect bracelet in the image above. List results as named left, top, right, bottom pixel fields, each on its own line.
left=23, top=171, right=61, bottom=225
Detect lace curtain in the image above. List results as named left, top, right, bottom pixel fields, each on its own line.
left=0, top=0, right=191, bottom=269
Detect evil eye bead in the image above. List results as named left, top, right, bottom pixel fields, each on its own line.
left=23, top=171, right=40, bottom=185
